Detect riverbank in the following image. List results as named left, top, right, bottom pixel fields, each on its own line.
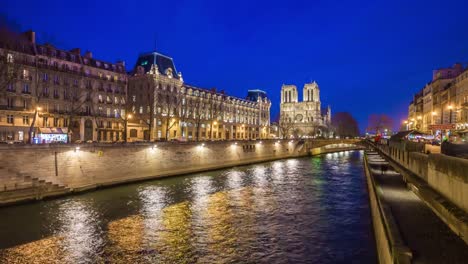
left=364, top=150, right=468, bottom=263
left=0, top=151, right=376, bottom=263
left=0, top=139, right=362, bottom=206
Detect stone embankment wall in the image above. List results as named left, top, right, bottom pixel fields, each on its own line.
left=0, top=139, right=362, bottom=205
left=0, top=141, right=300, bottom=190
left=378, top=143, right=468, bottom=213
left=372, top=142, right=468, bottom=244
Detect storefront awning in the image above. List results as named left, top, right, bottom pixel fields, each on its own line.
left=38, top=127, right=68, bottom=134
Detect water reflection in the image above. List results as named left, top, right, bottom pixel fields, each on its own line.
left=0, top=151, right=376, bottom=263
left=57, top=200, right=104, bottom=263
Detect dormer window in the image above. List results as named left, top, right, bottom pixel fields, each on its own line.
left=70, top=55, right=75, bottom=62
left=96, top=61, right=101, bottom=67
left=51, top=50, right=56, bottom=57
left=104, top=64, right=108, bottom=69
left=165, top=68, right=173, bottom=78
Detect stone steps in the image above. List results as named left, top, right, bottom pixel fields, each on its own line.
left=0, top=169, right=70, bottom=206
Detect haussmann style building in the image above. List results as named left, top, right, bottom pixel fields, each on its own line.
left=406, top=63, right=468, bottom=140
left=0, top=30, right=128, bottom=143
left=127, top=51, right=271, bottom=141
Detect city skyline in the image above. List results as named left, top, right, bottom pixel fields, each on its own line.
left=3, top=0, right=468, bottom=133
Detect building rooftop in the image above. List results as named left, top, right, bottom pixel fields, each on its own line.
left=134, top=51, right=179, bottom=79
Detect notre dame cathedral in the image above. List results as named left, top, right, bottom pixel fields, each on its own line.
left=279, top=81, right=332, bottom=138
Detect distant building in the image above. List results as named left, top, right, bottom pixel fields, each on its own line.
left=406, top=63, right=465, bottom=138
left=127, top=51, right=271, bottom=141
left=0, top=30, right=127, bottom=143
left=279, top=81, right=331, bottom=138
left=246, top=89, right=267, bottom=102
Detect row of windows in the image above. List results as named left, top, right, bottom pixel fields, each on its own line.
left=3, top=115, right=31, bottom=125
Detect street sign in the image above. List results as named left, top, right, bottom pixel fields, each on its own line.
left=429, top=124, right=456, bottom=130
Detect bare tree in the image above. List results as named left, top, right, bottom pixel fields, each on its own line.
left=192, top=95, right=206, bottom=141
left=179, top=95, right=192, bottom=140
left=367, top=114, right=393, bottom=135
left=207, top=95, right=224, bottom=139
left=133, top=78, right=156, bottom=141
left=332, top=112, right=360, bottom=138
left=156, top=88, right=183, bottom=140
left=0, top=26, right=25, bottom=93
left=278, top=113, right=294, bottom=139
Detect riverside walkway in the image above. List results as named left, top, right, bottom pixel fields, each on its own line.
left=366, top=151, right=468, bottom=263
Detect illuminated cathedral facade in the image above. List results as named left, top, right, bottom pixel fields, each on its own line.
left=279, top=81, right=332, bottom=138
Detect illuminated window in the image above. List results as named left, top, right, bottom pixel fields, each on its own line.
left=7, top=115, right=14, bottom=124
left=23, top=116, right=29, bottom=125
left=7, top=53, right=13, bottom=63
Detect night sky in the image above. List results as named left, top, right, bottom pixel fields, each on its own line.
left=3, top=0, right=468, bottom=132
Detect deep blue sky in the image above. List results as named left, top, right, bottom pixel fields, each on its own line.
left=3, top=0, right=468, bottom=132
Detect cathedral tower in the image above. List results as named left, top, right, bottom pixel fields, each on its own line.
left=281, top=84, right=298, bottom=103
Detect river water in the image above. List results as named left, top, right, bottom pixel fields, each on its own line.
left=0, top=150, right=376, bottom=263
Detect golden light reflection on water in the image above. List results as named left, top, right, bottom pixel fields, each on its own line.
left=0, top=152, right=376, bottom=263
left=0, top=200, right=103, bottom=264
left=0, top=236, right=65, bottom=264
left=0, top=185, right=279, bottom=264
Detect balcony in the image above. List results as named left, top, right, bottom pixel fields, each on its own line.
left=53, top=94, right=60, bottom=99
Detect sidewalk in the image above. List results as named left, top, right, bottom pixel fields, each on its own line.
left=366, top=151, right=468, bottom=263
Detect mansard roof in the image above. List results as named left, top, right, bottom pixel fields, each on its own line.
left=134, top=51, right=179, bottom=79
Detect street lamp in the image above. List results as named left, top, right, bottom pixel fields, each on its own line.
left=448, top=105, right=453, bottom=124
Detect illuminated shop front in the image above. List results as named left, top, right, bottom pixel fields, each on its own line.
left=35, top=128, right=69, bottom=144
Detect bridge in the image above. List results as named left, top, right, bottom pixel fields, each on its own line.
left=296, top=139, right=365, bottom=155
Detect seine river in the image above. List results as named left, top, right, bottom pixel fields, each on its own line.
left=0, top=150, right=376, bottom=263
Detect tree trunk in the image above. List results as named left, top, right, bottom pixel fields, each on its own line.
left=209, top=122, right=213, bottom=140
left=28, top=110, right=38, bottom=144
left=124, top=119, right=128, bottom=143
left=165, top=118, right=170, bottom=140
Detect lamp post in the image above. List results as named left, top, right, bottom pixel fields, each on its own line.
left=29, top=106, right=42, bottom=144
left=448, top=105, right=453, bottom=124
left=404, top=120, right=408, bottom=130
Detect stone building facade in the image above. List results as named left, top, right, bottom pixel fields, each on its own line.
left=127, top=52, right=271, bottom=141
left=407, top=63, right=466, bottom=138
left=279, top=82, right=331, bottom=138
left=0, top=30, right=271, bottom=143
left=0, top=30, right=127, bottom=143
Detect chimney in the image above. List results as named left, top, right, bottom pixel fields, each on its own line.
left=23, top=30, right=35, bottom=44
left=84, top=51, right=93, bottom=59
left=70, top=48, right=81, bottom=55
